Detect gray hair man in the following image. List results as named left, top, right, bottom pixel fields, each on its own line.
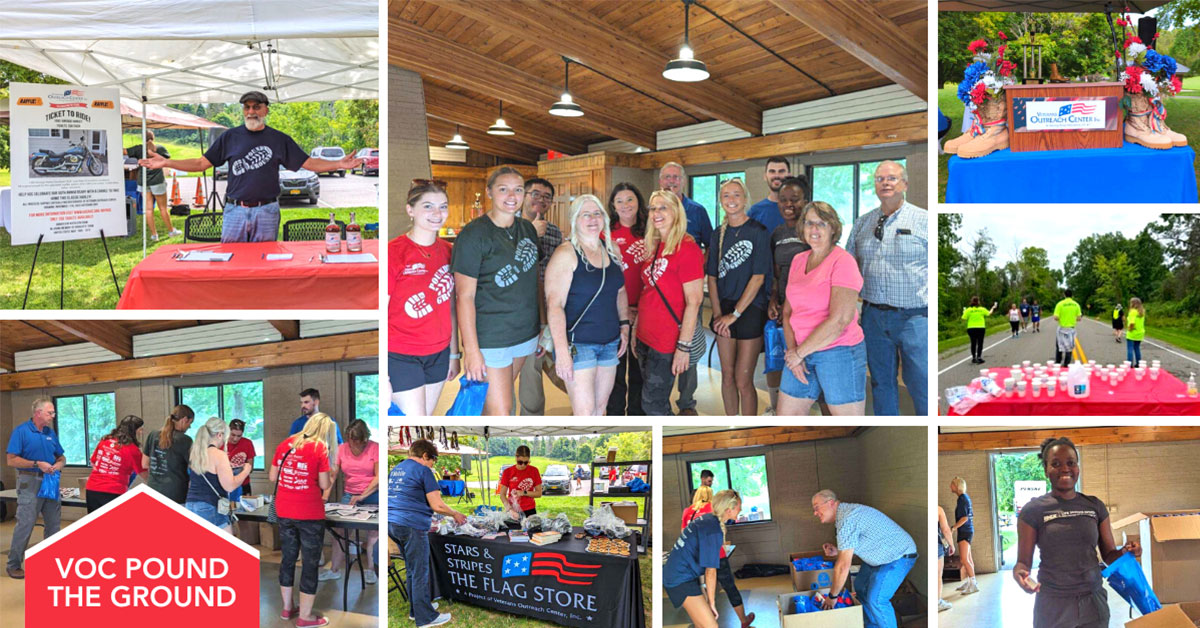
left=844, top=161, right=927, bottom=416
left=6, top=398, right=66, bottom=579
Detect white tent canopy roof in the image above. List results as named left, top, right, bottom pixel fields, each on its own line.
left=0, top=0, right=378, bottom=104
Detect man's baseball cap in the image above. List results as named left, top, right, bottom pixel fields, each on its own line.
left=239, top=90, right=270, bottom=105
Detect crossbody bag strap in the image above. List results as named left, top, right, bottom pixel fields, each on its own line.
left=273, top=447, right=295, bottom=498
left=648, top=244, right=683, bottom=327
left=567, top=248, right=607, bottom=343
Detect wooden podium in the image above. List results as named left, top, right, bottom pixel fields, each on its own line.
left=1005, top=82, right=1124, bottom=152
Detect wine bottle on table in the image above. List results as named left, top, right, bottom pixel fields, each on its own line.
left=346, top=211, right=362, bottom=252
left=325, top=212, right=341, bottom=253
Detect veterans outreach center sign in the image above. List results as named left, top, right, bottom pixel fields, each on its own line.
left=9, top=82, right=126, bottom=245
left=24, top=485, right=258, bottom=627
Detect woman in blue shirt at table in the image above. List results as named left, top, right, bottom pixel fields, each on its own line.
left=664, top=489, right=742, bottom=628
left=183, top=417, right=252, bottom=533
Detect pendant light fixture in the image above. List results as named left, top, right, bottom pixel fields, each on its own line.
left=663, top=0, right=709, bottom=82
left=549, top=57, right=583, bottom=117
left=445, top=124, right=469, bottom=150
left=487, top=101, right=515, bottom=135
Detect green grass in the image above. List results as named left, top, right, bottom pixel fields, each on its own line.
left=474, top=456, right=581, bottom=484
left=1001, top=530, right=1016, bottom=552
left=937, top=84, right=1200, bottom=202
left=122, top=134, right=208, bottom=177
left=1087, top=315, right=1200, bottom=356
left=0, top=169, right=10, bottom=187
left=938, top=319, right=1012, bottom=353
left=1183, top=75, right=1200, bottom=92
left=0, top=206, right=377, bottom=309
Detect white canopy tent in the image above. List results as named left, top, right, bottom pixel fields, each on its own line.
left=0, top=0, right=378, bottom=255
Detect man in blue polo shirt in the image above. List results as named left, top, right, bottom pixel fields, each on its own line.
left=138, top=90, right=361, bottom=243
left=6, top=397, right=66, bottom=579
left=288, top=388, right=343, bottom=443
left=813, top=489, right=917, bottom=628
left=658, top=162, right=712, bottom=416
left=747, top=156, right=791, bottom=233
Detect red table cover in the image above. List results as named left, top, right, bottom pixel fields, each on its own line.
left=954, top=370, right=1200, bottom=416
left=117, top=240, right=379, bottom=310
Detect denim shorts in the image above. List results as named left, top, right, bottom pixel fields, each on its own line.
left=780, top=341, right=867, bottom=405
left=341, top=491, right=379, bottom=505
left=185, top=500, right=230, bottom=529
left=480, top=335, right=538, bottom=369
left=555, top=337, right=620, bottom=370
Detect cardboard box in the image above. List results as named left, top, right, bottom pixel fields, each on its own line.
left=236, top=520, right=260, bottom=546
left=777, top=589, right=864, bottom=628
left=259, top=522, right=281, bottom=551
left=1124, top=602, right=1200, bottom=628
left=789, top=551, right=836, bottom=592
left=1112, top=510, right=1200, bottom=604
left=602, top=501, right=639, bottom=524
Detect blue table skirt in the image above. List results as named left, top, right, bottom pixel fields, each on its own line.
left=946, top=142, right=1197, bottom=203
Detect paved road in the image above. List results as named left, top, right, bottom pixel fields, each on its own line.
left=938, top=316, right=1200, bottom=412
left=203, top=171, right=379, bottom=208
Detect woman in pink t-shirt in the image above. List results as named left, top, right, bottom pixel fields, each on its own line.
left=780, top=201, right=867, bottom=415
left=319, top=419, right=380, bottom=585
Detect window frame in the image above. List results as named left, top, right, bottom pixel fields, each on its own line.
left=686, top=453, right=772, bottom=526
left=174, top=379, right=266, bottom=470
left=349, top=371, right=380, bottom=435
left=689, top=170, right=747, bottom=229
left=807, top=157, right=908, bottom=239
left=52, top=391, right=117, bottom=468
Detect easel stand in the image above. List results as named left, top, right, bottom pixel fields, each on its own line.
left=21, top=230, right=123, bottom=309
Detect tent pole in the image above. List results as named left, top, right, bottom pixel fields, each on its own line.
left=141, top=80, right=148, bottom=259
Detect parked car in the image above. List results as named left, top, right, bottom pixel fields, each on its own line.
left=310, top=146, right=346, bottom=177
left=213, top=162, right=228, bottom=180
left=277, top=165, right=319, bottom=205
left=354, top=147, right=379, bottom=176
left=542, top=465, right=571, bottom=494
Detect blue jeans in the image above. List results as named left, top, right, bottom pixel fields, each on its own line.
left=222, top=201, right=280, bottom=243
left=862, top=305, right=928, bottom=416
left=391, top=523, right=437, bottom=625
left=185, top=500, right=231, bottom=529
left=1127, top=339, right=1142, bottom=364
left=855, top=554, right=917, bottom=628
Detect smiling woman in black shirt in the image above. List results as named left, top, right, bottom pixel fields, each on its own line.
left=1015, top=437, right=1141, bottom=628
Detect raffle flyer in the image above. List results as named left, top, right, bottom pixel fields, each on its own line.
left=8, top=81, right=126, bottom=245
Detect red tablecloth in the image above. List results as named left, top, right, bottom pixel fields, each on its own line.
left=954, top=370, right=1200, bottom=416
left=117, top=240, right=379, bottom=310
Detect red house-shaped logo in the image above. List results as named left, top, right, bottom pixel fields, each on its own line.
left=25, top=484, right=259, bottom=627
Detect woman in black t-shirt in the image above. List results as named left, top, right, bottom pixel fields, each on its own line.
left=706, top=178, right=771, bottom=416
left=1015, top=437, right=1141, bottom=628
left=451, top=166, right=540, bottom=415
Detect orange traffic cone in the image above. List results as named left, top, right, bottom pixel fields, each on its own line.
left=192, top=178, right=206, bottom=207
left=169, top=176, right=183, bottom=205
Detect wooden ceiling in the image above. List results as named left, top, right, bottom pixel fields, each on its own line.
left=390, top=0, right=927, bottom=162
left=0, top=320, right=303, bottom=371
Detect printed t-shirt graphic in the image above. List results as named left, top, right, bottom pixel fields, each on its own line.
left=389, top=235, right=454, bottom=355
left=637, top=237, right=704, bottom=354
left=499, top=464, right=542, bottom=512
left=86, top=438, right=145, bottom=494
left=707, top=220, right=772, bottom=311
left=451, top=215, right=541, bottom=348
left=272, top=439, right=330, bottom=520
left=202, top=125, right=308, bottom=201
left=610, top=224, right=647, bottom=306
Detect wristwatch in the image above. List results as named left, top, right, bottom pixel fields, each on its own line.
left=619, top=319, right=631, bottom=327
left=731, top=309, right=742, bottom=319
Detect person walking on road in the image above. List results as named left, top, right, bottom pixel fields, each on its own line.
left=1008, top=303, right=1021, bottom=338
left=1031, top=299, right=1042, bottom=333
left=962, top=297, right=998, bottom=364
left=1111, top=304, right=1125, bottom=343
left=1019, top=298, right=1031, bottom=332
left=1053, top=290, right=1083, bottom=366
left=1126, top=298, right=1146, bottom=364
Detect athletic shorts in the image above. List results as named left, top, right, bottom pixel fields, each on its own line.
left=389, top=348, right=450, bottom=392
left=711, top=300, right=766, bottom=340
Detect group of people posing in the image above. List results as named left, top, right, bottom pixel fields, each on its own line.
left=5, top=391, right=379, bottom=628
left=390, top=157, right=928, bottom=416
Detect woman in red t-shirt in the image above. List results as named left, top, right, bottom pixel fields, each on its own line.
left=498, top=445, right=543, bottom=517
left=632, top=190, right=704, bottom=416
left=224, top=418, right=256, bottom=493
left=270, top=413, right=334, bottom=627
left=85, top=415, right=147, bottom=512
left=388, top=179, right=459, bottom=417
left=606, top=182, right=648, bottom=416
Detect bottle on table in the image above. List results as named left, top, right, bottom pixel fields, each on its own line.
left=346, top=211, right=362, bottom=253
left=1188, top=373, right=1198, bottom=398
left=325, top=212, right=341, bottom=253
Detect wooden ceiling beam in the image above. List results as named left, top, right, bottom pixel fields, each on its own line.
left=268, top=320, right=300, bottom=340
left=42, top=320, right=133, bottom=359
left=436, top=0, right=763, bottom=135
left=767, top=0, right=927, bottom=100
left=939, top=426, right=1200, bottom=451
left=423, top=82, right=588, bottom=155
left=663, top=426, right=859, bottom=455
left=390, top=17, right=659, bottom=148
left=631, top=111, right=926, bottom=169
left=0, top=349, right=14, bottom=373
left=426, top=117, right=541, bottom=163
left=0, top=331, right=378, bottom=392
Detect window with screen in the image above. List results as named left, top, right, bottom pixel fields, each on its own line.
left=690, top=171, right=746, bottom=230
left=176, top=381, right=265, bottom=469
left=352, top=372, right=379, bottom=435
left=810, top=158, right=907, bottom=246
left=687, top=454, right=771, bottom=523
left=53, top=392, right=116, bottom=466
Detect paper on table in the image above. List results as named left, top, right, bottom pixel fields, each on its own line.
left=176, top=250, right=233, bottom=262
left=321, top=253, right=377, bottom=264
left=264, top=253, right=294, bottom=261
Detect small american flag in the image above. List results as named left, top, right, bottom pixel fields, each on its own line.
left=1058, top=102, right=1096, bottom=116
left=502, top=552, right=601, bottom=586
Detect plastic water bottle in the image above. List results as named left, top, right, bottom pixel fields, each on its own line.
left=1188, top=373, right=1198, bottom=398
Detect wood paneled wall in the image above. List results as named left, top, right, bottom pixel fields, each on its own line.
left=430, top=164, right=538, bottom=230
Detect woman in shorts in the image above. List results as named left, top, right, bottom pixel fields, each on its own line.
left=452, top=166, right=540, bottom=415
left=950, top=476, right=978, bottom=594
left=389, top=179, right=458, bottom=416
left=664, top=490, right=742, bottom=628
left=779, top=202, right=866, bottom=415
left=706, top=178, right=771, bottom=416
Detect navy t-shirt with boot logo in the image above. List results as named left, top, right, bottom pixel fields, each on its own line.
left=204, top=125, right=308, bottom=203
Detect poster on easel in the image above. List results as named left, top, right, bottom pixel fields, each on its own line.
left=9, top=82, right=126, bottom=245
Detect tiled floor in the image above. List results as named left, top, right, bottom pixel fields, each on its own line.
left=938, top=571, right=1141, bottom=627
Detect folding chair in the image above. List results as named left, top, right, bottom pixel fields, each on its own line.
left=388, top=532, right=408, bottom=601
left=183, top=212, right=223, bottom=243
left=282, top=218, right=345, bottom=241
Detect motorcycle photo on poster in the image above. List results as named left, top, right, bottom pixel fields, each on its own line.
left=8, top=82, right=126, bottom=245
